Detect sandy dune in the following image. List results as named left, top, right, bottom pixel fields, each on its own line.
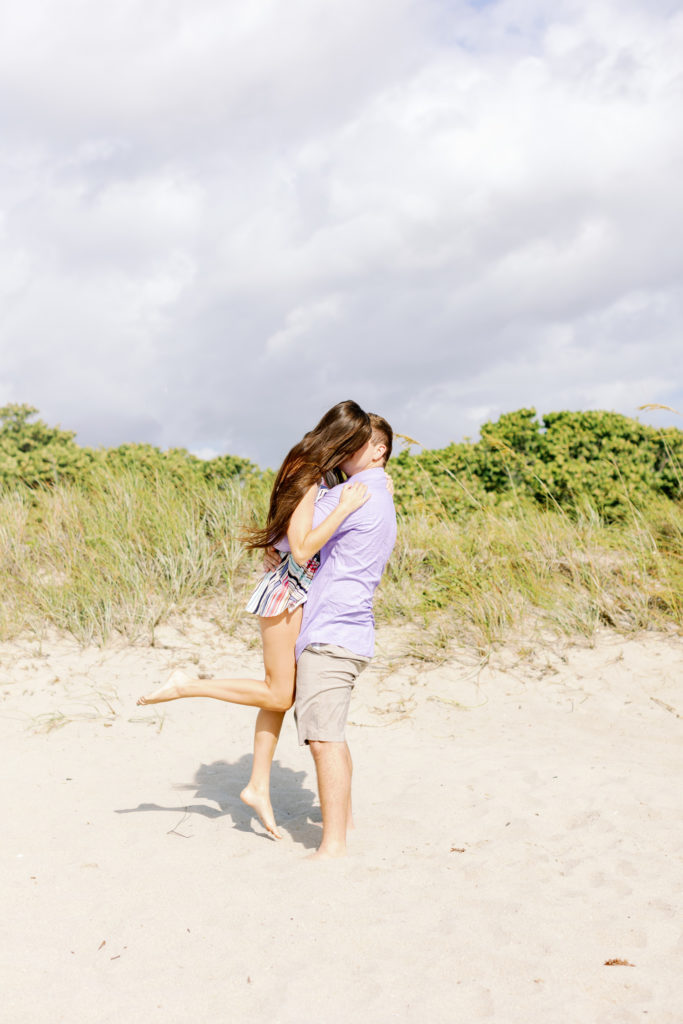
left=2, top=619, right=681, bottom=1023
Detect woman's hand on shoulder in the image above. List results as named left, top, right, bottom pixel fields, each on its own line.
left=338, top=480, right=370, bottom=513
left=384, top=472, right=394, bottom=497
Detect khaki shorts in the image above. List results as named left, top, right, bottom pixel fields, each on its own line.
left=294, top=644, right=370, bottom=745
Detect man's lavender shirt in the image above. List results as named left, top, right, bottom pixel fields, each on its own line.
left=294, top=467, right=397, bottom=662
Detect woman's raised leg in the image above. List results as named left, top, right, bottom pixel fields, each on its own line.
left=136, top=606, right=302, bottom=712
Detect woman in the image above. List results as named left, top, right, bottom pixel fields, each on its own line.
left=138, top=400, right=376, bottom=838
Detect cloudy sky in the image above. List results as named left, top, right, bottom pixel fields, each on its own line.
left=1, top=0, right=681, bottom=467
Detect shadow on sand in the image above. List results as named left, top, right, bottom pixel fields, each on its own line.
left=116, top=754, right=321, bottom=849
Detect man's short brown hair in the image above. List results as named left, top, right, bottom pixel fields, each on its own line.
left=368, top=413, right=393, bottom=465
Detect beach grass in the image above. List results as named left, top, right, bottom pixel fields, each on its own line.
left=0, top=467, right=681, bottom=649
left=0, top=468, right=267, bottom=643
left=379, top=499, right=682, bottom=655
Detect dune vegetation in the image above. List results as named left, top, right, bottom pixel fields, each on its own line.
left=0, top=403, right=681, bottom=649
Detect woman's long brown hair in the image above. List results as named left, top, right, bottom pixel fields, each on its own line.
left=245, top=400, right=371, bottom=551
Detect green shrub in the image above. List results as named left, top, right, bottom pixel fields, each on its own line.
left=0, top=404, right=261, bottom=492
left=0, top=404, right=94, bottom=487
left=391, top=409, right=683, bottom=518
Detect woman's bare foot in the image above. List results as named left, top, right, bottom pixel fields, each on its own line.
left=240, top=785, right=282, bottom=839
left=136, top=669, right=190, bottom=706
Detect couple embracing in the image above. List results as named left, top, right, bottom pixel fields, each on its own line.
left=138, top=401, right=396, bottom=860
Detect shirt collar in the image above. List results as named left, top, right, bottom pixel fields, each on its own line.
left=346, top=467, right=385, bottom=482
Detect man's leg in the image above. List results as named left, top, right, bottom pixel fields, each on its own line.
left=309, top=740, right=351, bottom=859
left=345, top=742, right=354, bottom=830
left=295, top=645, right=369, bottom=858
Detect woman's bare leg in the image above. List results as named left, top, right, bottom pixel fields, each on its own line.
left=137, top=607, right=302, bottom=712
left=239, top=610, right=303, bottom=837
left=240, top=708, right=286, bottom=839
left=138, top=608, right=301, bottom=837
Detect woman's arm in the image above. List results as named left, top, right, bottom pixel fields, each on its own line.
left=287, top=481, right=370, bottom=565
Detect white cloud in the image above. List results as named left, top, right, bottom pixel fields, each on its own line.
left=0, top=0, right=681, bottom=464
left=266, top=296, right=342, bottom=356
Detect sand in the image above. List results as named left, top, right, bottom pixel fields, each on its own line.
left=2, top=618, right=681, bottom=1023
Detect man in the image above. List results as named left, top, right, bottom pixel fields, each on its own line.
left=294, top=414, right=396, bottom=859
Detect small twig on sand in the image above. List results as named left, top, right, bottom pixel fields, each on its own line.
left=650, top=697, right=682, bottom=720
left=167, top=809, right=193, bottom=838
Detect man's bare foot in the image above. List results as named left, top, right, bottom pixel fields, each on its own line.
left=306, top=844, right=347, bottom=861
left=240, top=785, right=281, bottom=839
left=136, top=669, right=190, bottom=706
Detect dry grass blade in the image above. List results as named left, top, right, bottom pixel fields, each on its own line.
left=167, top=809, right=193, bottom=838
left=29, top=705, right=117, bottom=733
left=649, top=697, right=682, bottom=720
left=128, top=710, right=166, bottom=732
left=394, top=432, right=422, bottom=447
left=427, top=694, right=489, bottom=710
left=638, top=403, right=680, bottom=414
